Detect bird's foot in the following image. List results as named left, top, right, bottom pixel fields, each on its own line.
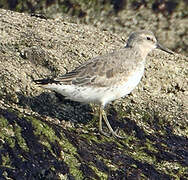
left=112, top=128, right=126, bottom=139
left=99, top=129, right=111, bottom=137
left=99, top=128, right=126, bottom=139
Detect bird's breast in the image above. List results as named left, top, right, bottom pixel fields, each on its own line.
left=111, top=65, right=145, bottom=99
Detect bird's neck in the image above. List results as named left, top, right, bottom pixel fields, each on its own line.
left=136, top=45, right=152, bottom=60
left=126, top=44, right=152, bottom=60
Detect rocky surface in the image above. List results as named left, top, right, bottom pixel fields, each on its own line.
left=1, top=0, right=188, bottom=56
left=0, top=8, right=188, bottom=179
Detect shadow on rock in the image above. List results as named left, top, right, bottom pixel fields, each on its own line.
left=0, top=108, right=74, bottom=179
left=2, top=92, right=187, bottom=179
left=17, top=92, right=93, bottom=124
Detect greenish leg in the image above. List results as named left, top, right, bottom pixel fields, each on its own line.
left=99, top=105, right=125, bottom=139
left=99, top=106, right=110, bottom=137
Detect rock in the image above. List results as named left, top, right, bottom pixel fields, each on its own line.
left=0, top=9, right=188, bottom=179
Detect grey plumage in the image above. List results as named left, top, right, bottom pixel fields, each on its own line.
left=35, top=30, right=173, bottom=138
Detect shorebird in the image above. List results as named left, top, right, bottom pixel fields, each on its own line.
left=34, top=30, right=173, bottom=138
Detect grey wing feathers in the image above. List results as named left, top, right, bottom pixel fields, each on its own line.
left=35, top=48, right=138, bottom=87
left=54, top=58, right=99, bottom=86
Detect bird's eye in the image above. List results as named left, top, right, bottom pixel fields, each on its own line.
left=147, top=37, right=151, bottom=40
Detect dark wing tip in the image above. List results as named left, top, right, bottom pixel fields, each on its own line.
left=34, top=78, right=59, bottom=85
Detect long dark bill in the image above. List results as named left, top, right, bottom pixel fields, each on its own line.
left=157, top=43, right=174, bottom=55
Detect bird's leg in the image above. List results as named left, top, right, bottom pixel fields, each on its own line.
left=99, top=106, right=103, bottom=132
left=99, top=106, right=110, bottom=137
left=101, top=106, right=125, bottom=139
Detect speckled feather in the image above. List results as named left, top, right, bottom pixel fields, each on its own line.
left=53, top=48, right=143, bottom=87
left=34, top=30, right=173, bottom=138
left=34, top=31, right=172, bottom=106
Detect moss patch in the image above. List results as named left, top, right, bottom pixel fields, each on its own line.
left=0, top=104, right=187, bottom=179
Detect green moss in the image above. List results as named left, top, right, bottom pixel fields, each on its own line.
left=26, top=116, right=58, bottom=157
left=15, top=1, right=23, bottom=12
left=0, top=109, right=84, bottom=178
left=145, top=139, right=158, bottom=153
left=14, top=123, right=29, bottom=152
left=0, top=116, right=15, bottom=148
left=91, top=164, right=108, bottom=179
left=0, top=0, right=9, bottom=9
left=0, top=114, right=29, bottom=152
left=58, top=132, right=84, bottom=178
left=118, top=107, right=187, bottom=177
left=26, top=116, right=84, bottom=178
left=1, top=153, right=11, bottom=167
left=28, top=117, right=56, bottom=142
left=156, top=161, right=188, bottom=179
left=0, top=104, right=187, bottom=178
left=0, top=115, right=9, bottom=127
left=174, top=121, right=188, bottom=137
left=130, top=148, right=155, bottom=164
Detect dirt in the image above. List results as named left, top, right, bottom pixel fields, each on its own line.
left=0, top=7, right=187, bottom=180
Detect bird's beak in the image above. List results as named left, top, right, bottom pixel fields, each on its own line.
left=156, top=43, right=174, bottom=55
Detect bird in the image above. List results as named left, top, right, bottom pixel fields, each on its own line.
left=34, top=30, right=173, bottom=138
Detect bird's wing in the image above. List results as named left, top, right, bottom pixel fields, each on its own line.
left=35, top=48, right=139, bottom=87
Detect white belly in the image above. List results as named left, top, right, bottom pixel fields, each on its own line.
left=100, top=67, right=144, bottom=106
left=43, top=67, right=144, bottom=107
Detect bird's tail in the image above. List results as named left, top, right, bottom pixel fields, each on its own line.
left=34, top=78, right=59, bottom=85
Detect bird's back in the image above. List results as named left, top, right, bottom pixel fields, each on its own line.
left=40, top=47, right=144, bottom=88
left=34, top=47, right=145, bottom=105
